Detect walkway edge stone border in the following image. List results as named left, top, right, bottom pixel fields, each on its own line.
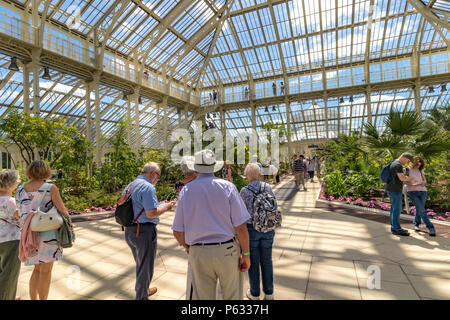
left=315, top=185, right=450, bottom=227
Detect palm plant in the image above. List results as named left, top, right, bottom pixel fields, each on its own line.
left=363, top=109, right=448, bottom=161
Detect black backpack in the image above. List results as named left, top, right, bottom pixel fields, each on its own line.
left=115, top=181, right=145, bottom=228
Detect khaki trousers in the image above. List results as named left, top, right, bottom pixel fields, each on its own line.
left=189, top=240, right=243, bottom=300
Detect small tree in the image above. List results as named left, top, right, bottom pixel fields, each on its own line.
left=0, top=110, right=90, bottom=167
left=95, top=117, right=138, bottom=192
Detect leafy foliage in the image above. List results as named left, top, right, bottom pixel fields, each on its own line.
left=321, top=106, right=449, bottom=212
left=0, top=110, right=89, bottom=167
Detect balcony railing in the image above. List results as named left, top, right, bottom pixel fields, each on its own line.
left=0, top=11, right=200, bottom=105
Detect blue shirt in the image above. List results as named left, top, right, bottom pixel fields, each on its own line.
left=172, top=173, right=250, bottom=245
left=122, top=175, right=159, bottom=224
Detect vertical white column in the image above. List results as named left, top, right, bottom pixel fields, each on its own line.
left=127, top=99, right=131, bottom=146
left=31, top=51, right=40, bottom=116
left=85, top=81, right=92, bottom=142
left=85, top=81, right=92, bottom=177
left=93, top=74, right=101, bottom=167
left=184, top=104, right=189, bottom=130
left=134, top=87, right=141, bottom=151
left=163, top=96, right=168, bottom=153
left=156, top=103, right=161, bottom=149
left=286, top=98, right=292, bottom=161
left=251, top=102, right=256, bottom=132
left=23, top=63, right=30, bottom=113
left=366, top=87, right=372, bottom=125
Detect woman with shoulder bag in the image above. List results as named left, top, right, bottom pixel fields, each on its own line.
left=16, top=160, right=74, bottom=300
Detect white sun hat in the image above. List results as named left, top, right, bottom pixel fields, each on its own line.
left=186, top=149, right=224, bottom=174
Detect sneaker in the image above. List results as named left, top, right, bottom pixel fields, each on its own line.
left=428, top=227, right=436, bottom=237
left=246, top=289, right=259, bottom=300
left=263, top=293, right=274, bottom=300
left=391, top=228, right=410, bottom=236
left=414, top=226, right=420, bottom=232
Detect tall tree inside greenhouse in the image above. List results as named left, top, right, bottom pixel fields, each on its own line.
left=0, top=110, right=89, bottom=167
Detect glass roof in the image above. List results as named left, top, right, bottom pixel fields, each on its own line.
left=0, top=0, right=449, bottom=149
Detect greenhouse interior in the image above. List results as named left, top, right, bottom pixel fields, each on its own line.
left=0, top=0, right=449, bottom=302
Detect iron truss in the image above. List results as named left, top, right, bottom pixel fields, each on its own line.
left=0, top=0, right=448, bottom=151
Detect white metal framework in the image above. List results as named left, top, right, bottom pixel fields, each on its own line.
left=0, top=0, right=448, bottom=161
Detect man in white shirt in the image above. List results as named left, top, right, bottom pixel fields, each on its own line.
left=172, top=150, right=251, bottom=300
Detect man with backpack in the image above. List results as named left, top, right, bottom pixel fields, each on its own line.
left=381, top=153, right=418, bottom=236
left=240, top=163, right=281, bottom=300
left=120, top=162, right=174, bottom=300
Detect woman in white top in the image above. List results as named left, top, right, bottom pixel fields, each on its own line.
left=0, top=170, right=21, bottom=300
left=405, top=156, right=435, bottom=236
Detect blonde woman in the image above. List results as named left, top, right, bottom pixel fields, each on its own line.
left=16, top=160, right=72, bottom=300
left=0, top=169, right=21, bottom=300
left=405, top=156, right=436, bottom=236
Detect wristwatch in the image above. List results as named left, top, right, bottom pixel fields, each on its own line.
left=242, top=251, right=250, bottom=256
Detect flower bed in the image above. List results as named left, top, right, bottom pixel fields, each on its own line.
left=319, top=182, right=450, bottom=222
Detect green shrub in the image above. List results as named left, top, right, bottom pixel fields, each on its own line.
left=323, top=170, right=347, bottom=197
left=344, top=172, right=380, bottom=198
left=233, top=174, right=249, bottom=192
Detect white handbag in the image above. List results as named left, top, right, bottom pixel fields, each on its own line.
left=30, top=206, right=63, bottom=232
left=30, top=183, right=63, bottom=232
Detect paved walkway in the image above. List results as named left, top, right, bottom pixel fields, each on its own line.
left=16, top=177, right=450, bottom=300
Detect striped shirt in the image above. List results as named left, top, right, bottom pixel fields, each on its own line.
left=293, top=159, right=306, bottom=172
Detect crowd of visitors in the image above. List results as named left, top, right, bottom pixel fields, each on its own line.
left=0, top=148, right=439, bottom=301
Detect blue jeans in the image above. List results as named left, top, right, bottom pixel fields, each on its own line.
left=408, top=191, right=434, bottom=229
left=247, top=223, right=274, bottom=297
left=386, top=190, right=403, bottom=230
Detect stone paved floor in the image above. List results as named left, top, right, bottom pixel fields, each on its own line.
left=16, top=177, right=450, bottom=300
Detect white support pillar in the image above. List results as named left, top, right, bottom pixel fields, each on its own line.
left=184, top=105, right=189, bottom=130
left=156, top=103, right=161, bottom=149
left=134, top=87, right=141, bottom=152
left=162, top=96, right=168, bottom=153
left=85, top=81, right=92, bottom=177
left=127, top=99, right=131, bottom=146
left=411, top=46, right=422, bottom=119
left=85, top=81, right=92, bottom=143
left=251, top=102, right=256, bottom=133
left=414, top=81, right=421, bottom=117
left=285, top=98, right=292, bottom=160
left=93, top=74, right=101, bottom=167
left=23, top=63, right=30, bottom=113
left=220, top=106, right=226, bottom=138
left=31, top=50, right=40, bottom=116
left=366, top=86, right=372, bottom=125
